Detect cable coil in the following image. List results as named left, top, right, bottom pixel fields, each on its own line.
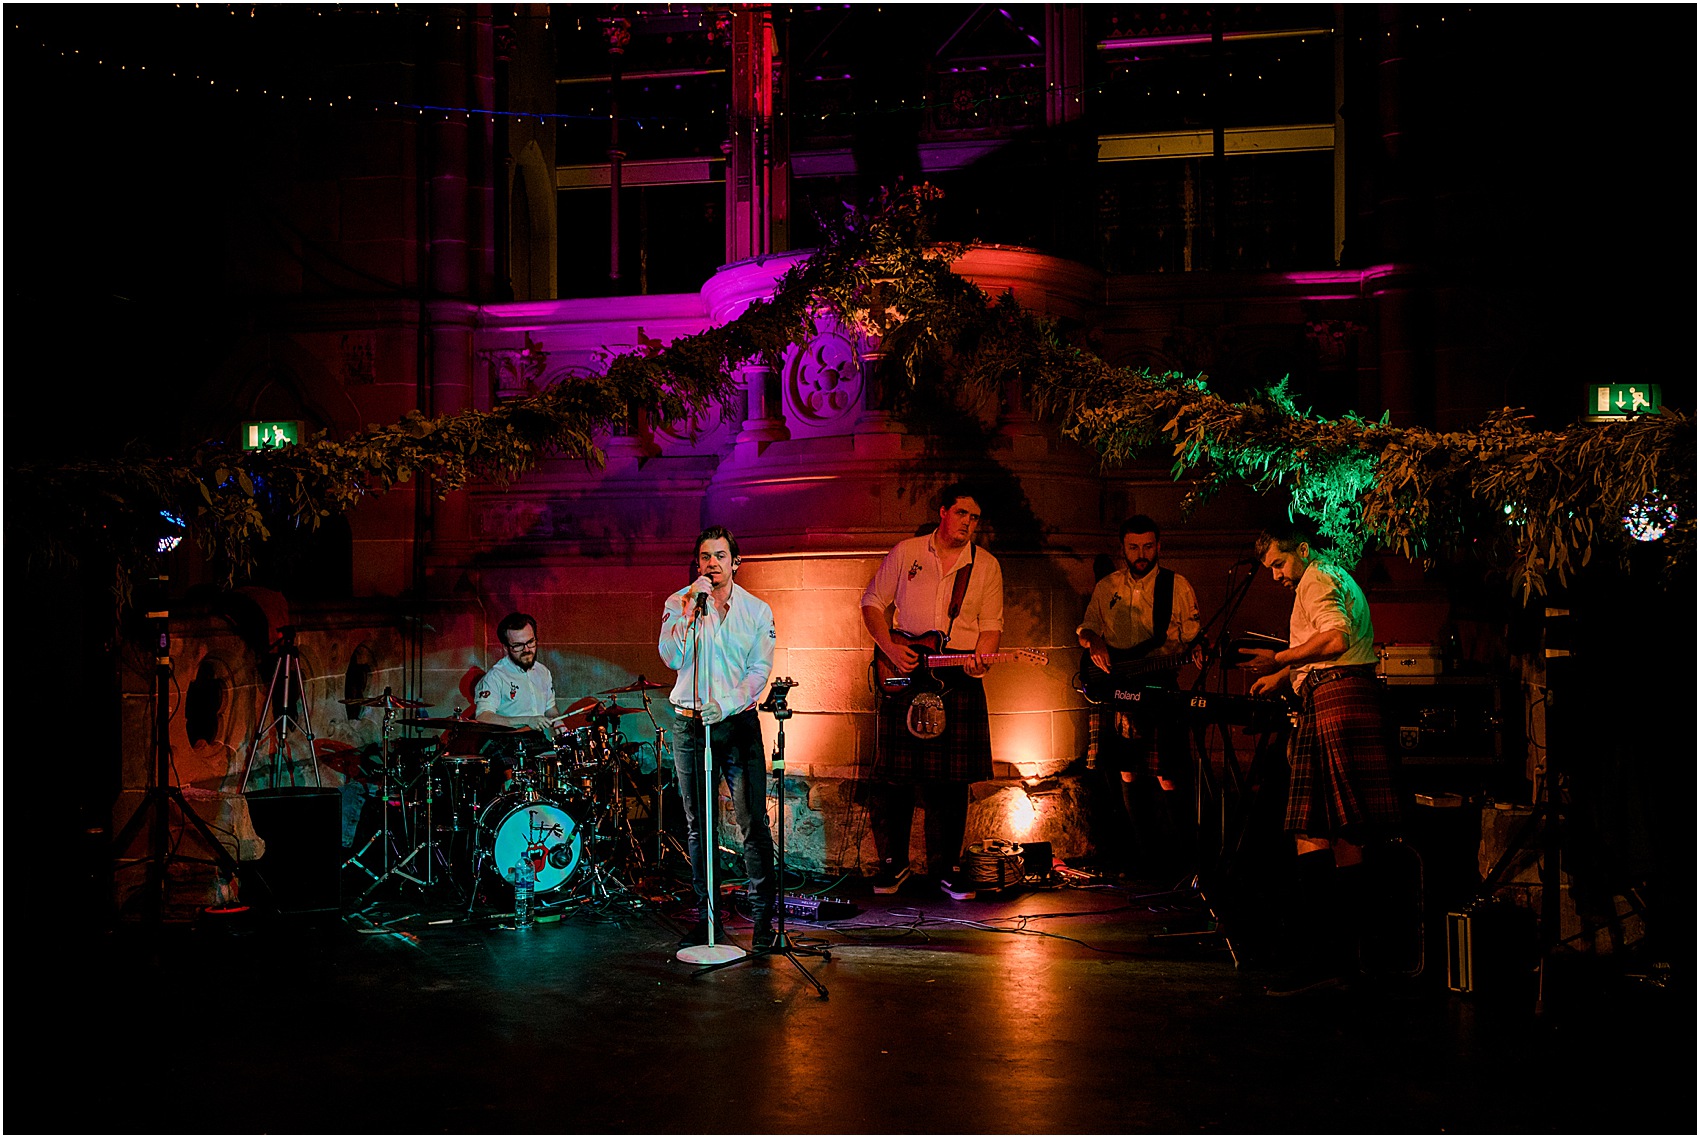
left=961, top=838, right=1026, bottom=893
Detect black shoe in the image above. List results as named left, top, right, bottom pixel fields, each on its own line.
left=678, top=917, right=732, bottom=947
left=870, top=864, right=912, bottom=894
left=752, top=919, right=776, bottom=950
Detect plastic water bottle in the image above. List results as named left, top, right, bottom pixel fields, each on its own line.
left=512, top=857, right=535, bottom=928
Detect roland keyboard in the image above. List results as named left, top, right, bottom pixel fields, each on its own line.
left=1108, top=685, right=1296, bottom=730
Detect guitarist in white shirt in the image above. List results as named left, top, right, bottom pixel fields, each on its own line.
left=859, top=484, right=1004, bottom=900
left=1076, top=515, right=1201, bottom=879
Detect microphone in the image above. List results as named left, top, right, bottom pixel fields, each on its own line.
left=548, top=843, right=574, bottom=870
left=689, top=574, right=713, bottom=612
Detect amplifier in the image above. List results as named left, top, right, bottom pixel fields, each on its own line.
left=729, top=888, right=860, bottom=922
left=1381, top=675, right=1504, bottom=764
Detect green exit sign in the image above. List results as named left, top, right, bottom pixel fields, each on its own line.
left=241, top=420, right=303, bottom=450
left=1586, top=384, right=1661, bottom=420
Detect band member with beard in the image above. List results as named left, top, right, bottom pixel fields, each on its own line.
left=1076, top=515, right=1201, bottom=878
left=474, top=612, right=558, bottom=732
left=658, top=526, right=778, bottom=949
left=1240, top=523, right=1401, bottom=994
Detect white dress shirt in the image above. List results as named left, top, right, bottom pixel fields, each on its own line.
left=658, top=581, right=776, bottom=716
left=1078, top=566, right=1200, bottom=653
left=860, top=533, right=1004, bottom=651
left=474, top=654, right=556, bottom=719
left=1289, top=560, right=1377, bottom=685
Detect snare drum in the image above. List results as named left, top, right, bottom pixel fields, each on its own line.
left=477, top=790, right=581, bottom=894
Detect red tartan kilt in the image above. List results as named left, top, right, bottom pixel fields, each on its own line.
left=869, top=675, right=994, bottom=783
left=1284, top=673, right=1402, bottom=839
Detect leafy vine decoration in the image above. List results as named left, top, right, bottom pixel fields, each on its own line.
left=8, top=184, right=1691, bottom=614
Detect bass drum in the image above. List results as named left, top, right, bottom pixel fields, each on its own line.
left=477, top=791, right=582, bottom=895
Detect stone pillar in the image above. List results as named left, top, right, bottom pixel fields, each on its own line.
left=852, top=347, right=905, bottom=439
left=728, top=6, right=783, bottom=261
left=733, top=361, right=789, bottom=460
left=469, top=8, right=497, bottom=300
left=428, top=300, right=478, bottom=547
left=1044, top=5, right=1085, bottom=127
left=428, top=14, right=471, bottom=298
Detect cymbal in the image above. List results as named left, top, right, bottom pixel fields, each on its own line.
left=400, top=717, right=522, bottom=734
left=597, top=677, right=668, bottom=695
left=552, top=696, right=605, bottom=732
left=593, top=704, right=649, bottom=717
left=341, top=693, right=430, bottom=710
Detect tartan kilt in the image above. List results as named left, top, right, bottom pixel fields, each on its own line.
left=1284, top=671, right=1401, bottom=840
left=869, top=675, right=994, bottom=783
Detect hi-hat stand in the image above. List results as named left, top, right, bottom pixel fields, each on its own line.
left=605, top=676, right=691, bottom=882
left=340, top=689, right=430, bottom=885
left=698, top=678, right=830, bottom=997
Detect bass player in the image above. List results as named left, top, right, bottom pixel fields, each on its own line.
left=859, top=483, right=1004, bottom=900
left=1076, top=514, right=1201, bottom=878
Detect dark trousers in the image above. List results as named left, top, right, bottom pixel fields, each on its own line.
left=861, top=780, right=971, bottom=876
left=671, top=708, right=775, bottom=920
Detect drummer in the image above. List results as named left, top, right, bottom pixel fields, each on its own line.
left=471, top=613, right=559, bottom=773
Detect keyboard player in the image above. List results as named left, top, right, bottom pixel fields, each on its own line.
left=1238, top=523, right=1401, bottom=994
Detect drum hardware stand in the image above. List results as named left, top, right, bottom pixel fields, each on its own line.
left=340, top=690, right=418, bottom=878
left=632, top=685, right=690, bottom=877
left=699, top=679, right=830, bottom=997
left=112, top=575, right=247, bottom=921
left=357, top=759, right=440, bottom=906
left=240, top=626, right=321, bottom=792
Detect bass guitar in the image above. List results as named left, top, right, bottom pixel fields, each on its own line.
left=873, top=629, right=1049, bottom=697
left=1075, top=639, right=1211, bottom=705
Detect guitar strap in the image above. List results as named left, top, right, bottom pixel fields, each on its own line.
left=943, top=542, right=975, bottom=645
left=1126, top=568, right=1174, bottom=658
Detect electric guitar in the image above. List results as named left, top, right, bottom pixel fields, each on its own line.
left=1075, top=639, right=1212, bottom=705
left=873, top=629, right=1049, bottom=698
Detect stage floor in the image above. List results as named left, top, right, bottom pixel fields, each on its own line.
left=23, top=868, right=1687, bottom=1135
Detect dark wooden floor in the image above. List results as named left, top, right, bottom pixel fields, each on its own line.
left=19, top=860, right=1688, bottom=1136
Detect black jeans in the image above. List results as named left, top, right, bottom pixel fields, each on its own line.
left=671, top=708, right=775, bottom=919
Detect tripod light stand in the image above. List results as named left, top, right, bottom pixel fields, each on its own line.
left=698, top=678, right=830, bottom=997
left=240, top=626, right=321, bottom=792
left=111, top=576, right=246, bottom=920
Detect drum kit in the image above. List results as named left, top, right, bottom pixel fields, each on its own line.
left=341, top=676, right=680, bottom=915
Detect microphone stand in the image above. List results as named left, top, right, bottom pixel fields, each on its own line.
left=698, top=679, right=830, bottom=997
left=677, top=588, right=745, bottom=966
left=1156, top=560, right=1277, bottom=965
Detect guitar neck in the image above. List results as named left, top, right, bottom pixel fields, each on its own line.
left=925, top=651, right=1020, bottom=668
left=1111, top=649, right=1191, bottom=675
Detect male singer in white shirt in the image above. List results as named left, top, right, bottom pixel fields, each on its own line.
left=658, top=526, right=778, bottom=949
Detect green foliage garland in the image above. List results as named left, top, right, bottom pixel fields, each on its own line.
left=9, top=185, right=1692, bottom=615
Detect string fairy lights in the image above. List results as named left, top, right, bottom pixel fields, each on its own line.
left=19, top=6, right=1479, bottom=138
